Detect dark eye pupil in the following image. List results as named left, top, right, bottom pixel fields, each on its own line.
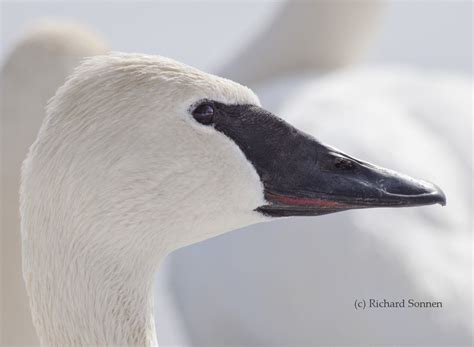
left=192, top=104, right=214, bottom=125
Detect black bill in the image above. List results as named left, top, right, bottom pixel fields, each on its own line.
left=210, top=102, right=446, bottom=217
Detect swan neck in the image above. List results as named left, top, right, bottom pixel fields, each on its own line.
left=25, top=234, right=164, bottom=346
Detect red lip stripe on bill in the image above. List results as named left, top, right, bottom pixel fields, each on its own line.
left=268, top=193, right=348, bottom=208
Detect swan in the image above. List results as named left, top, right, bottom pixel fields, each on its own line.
left=1, top=22, right=107, bottom=346
left=20, top=52, right=445, bottom=346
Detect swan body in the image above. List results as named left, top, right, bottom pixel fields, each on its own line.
left=168, top=68, right=472, bottom=345
left=20, top=53, right=444, bottom=346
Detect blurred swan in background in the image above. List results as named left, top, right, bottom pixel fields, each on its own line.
left=167, top=69, right=472, bottom=347
left=165, top=2, right=473, bottom=346
left=1, top=22, right=107, bottom=346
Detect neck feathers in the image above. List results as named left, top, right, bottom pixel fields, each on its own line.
left=24, top=233, right=161, bottom=345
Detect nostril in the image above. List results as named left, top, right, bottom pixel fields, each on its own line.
left=334, top=157, right=355, bottom=171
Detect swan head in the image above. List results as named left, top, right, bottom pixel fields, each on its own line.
left=21, top=53, right=445, bottom=256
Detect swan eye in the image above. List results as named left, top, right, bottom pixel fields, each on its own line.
left=192, top=103, right=214, bottom=125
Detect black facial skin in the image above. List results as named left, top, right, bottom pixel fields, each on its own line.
left=191, top=100, right=446, bottom=217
